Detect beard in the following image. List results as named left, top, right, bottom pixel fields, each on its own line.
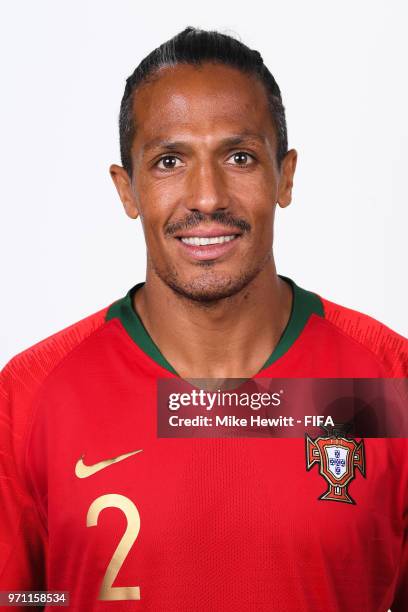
left=148, top=249, right=272, bottom=304
left=145, top=209, right=273, bottom=304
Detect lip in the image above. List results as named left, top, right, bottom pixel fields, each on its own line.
left=174, top=226, right=242, bottom=239
left=176, top=234, right=242, bottom=261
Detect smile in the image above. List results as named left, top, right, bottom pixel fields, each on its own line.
left=180, top=235, right=237, bottom=246
left=176, top=231, right=242, bottom=262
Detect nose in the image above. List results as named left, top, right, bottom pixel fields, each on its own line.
left=188, top=160, right=227, bottom=214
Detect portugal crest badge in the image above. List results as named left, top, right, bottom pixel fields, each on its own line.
left=306, top=430, right=366, bottom=504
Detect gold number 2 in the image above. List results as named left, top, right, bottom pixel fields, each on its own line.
left=86, top=493, right=141, bottom=600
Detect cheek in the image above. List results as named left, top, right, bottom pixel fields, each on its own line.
left=227, top=167, right=277, bottom=211
left=136, top=174, right=180, bottom=229
left=244, top=199, right=276, bottom=254
left=232, top=178, right=276, bottom=227
left=134, top=176, right=186, bottom=264
left=139, top=178, right=172, bottom=208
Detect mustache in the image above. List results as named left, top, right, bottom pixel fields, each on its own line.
left=165, top=211, right=251, bottom=236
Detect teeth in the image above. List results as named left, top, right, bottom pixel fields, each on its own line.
left=181, top=235, right=237, bottom=246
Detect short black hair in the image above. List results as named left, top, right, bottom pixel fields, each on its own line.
left=118, top=27, right=288, bottom=177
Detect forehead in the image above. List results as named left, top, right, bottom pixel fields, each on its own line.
left=131, top=63, right=276, bottom=149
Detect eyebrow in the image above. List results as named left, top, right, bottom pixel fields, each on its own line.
left=142, top=133, right=267, bottom=154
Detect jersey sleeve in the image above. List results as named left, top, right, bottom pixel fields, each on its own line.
left=0, top=368, right=47, bottom=599
left=320, top=296, right=408, bottom=377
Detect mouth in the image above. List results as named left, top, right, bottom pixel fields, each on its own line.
left=175, top=231, right=242, bottom=261
left=180, top=235, right=237, bottom=246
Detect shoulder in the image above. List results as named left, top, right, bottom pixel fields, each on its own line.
left=1, top=305, right=112, bottom=457
left=317, top=294, right=407, bottom=377
left=1, top=305, right=110, bottom=397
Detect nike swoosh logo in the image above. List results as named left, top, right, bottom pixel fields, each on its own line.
left=75, top=449, right=143, bottom=478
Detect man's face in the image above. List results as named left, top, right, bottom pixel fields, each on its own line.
left=111, top=63, right=297, bottom=302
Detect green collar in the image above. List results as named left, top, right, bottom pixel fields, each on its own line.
left=106, top=276, right=323, bottom=375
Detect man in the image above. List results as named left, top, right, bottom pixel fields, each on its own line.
left=0, top=27, right=407, bottom=611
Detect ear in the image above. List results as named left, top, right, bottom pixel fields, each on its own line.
left=109, top=164, right=139, bottom=219
left=276, top=149, right=297, bottom=208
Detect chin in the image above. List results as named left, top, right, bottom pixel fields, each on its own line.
left=151, top=249, right=272, bottom=303
left=162, top=268, right=262, bottom=304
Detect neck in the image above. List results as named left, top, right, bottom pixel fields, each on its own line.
left=133, top=260, right=293, bottom=378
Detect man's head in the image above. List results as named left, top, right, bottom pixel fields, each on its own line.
left=110, top=27, right=297, bottom=303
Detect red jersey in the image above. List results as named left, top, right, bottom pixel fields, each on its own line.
left=1, top=277, right=407, bottom=611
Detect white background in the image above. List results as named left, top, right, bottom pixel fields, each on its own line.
left=1, top=0, right=407, bottom=367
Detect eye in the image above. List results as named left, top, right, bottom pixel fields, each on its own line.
left=156, top=155, right=183, bottom=170
left=226, top=151, right=255, bottom=167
